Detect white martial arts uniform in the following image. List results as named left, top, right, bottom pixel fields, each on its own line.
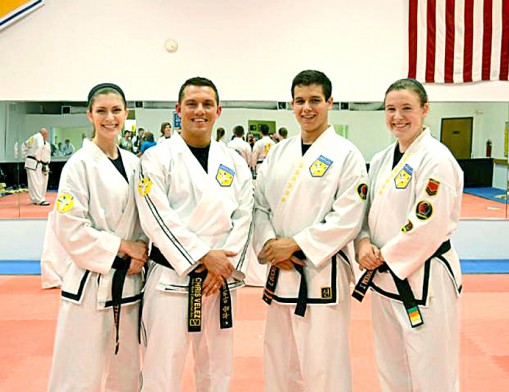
left=253, top=126, right=368, bottom=392
left=227, top=137, right=252, bottom=164
left=250, top=135, right=275, bottom=173
left=22, top=132, right=51, bottom=204
left=48, top=139, right=145, bottom=392
left=135, top=133, right=254, bottom=392
left=359, top=129, right=463, bottom=392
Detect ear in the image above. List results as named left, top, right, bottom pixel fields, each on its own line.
left=327, top=96, right=333, bottom=109
left=216, top=105, right=222, bottom=118
left=175, top=103, right=182, bottom=116
left=86, top=110, right=93, bottom=123
left=422, top=102, right=430, bottom=117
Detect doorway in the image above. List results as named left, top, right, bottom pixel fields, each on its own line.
left=440, top=117, right=473, bottom=159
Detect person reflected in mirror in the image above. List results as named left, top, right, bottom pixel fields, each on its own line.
left=60, top=139, right=76, bottom=156
left=227, top=125, right=251, bottom=164
left=135, top=76, right=253, bottom=392
left=158, top=121, right=172, bottom=143
left=47, top=82, right=148, bottom=391
left=277, top=126, right=288, bottom=142
left=21, top=127, right=51, bottom=206
left=355, top=78, right=463, bottom=391
left=250, top=123, right=274, bottom=178
left=119, top=130, right=134, bottom=152
left=253, top=70, right=368, bottom=391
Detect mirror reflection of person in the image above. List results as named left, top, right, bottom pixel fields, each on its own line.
left=355, top=78, right=463, bottom=391
left=60, top=139, right=76, bottom=156
left=227, top=125, right=251, bottom=164
left=22, top=127, right=51, bottom=206
left=135, top=76, right=254, bottom=391
left=47, top=82, right=148, bottom=391
left=250, top=124, right=275, bottom=176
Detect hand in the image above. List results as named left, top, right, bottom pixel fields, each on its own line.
left=272, top=255, right=306, bottom=270
left=199, top=249, right=236, bottom=280
left=119, top=240, right=148, bottom=262
left=128, top=258, right=145, bottom=275
left=356, top=238, right=384, bottom=271
left=202, top=272, right=225, bottom=296
left=263, top=238, right=300, bottom=265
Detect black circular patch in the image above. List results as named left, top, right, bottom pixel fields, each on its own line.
left=415, top=200, right=433, bottom=220
left=357, top=183, right=368, bottom=200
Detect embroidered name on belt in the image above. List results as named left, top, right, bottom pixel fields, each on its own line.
left=56, top=193, right=74, bottom=213
left=309, top=155, right=333, bottom=177
left=394, top=164, right=413, bottom=189
left=216, top=164, right=235, bottom=187
left=188, top=274, right=204, bottom=332
left=137, top=177, right=152, bottom=197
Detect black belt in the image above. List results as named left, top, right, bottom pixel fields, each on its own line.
left=111, top=256, right=130, bottom=354
left=352, top=240, right=451, bottom=328
left=150, top=246, right=233, bottom=333
left=262, top=250, right=308, bottom=317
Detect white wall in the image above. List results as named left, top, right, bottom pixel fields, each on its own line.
left=0, top=0, right=507, bottom=102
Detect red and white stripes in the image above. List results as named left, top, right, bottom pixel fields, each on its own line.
left=408, top=0, right=509, bottom=83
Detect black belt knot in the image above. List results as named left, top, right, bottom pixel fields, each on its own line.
left=352, top=240, right=451, bottom=328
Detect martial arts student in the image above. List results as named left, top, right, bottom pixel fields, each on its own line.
left=355, top=78, right=463, bottom=391
left=250, top=123, right=275, bottom=177
left=135, top=77, right=253, bottom=391
left=253, top=70, right=368, bottom=391
left=22, top=127, right=51, bottom=206
left=48, top=83, right=148, bottom=391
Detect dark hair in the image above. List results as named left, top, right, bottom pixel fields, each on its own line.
left=233, top=125, right=245, bottom=137
left=291, top=70, right=332, bottom=100
left=178, top=76, right=219, bottom=105
left=87, top=83, right=127, bottom=110
left=160, top=121, right=171, bottom=136
left=278, top=127, right=288, bottom=138
left=259, top=124, right=270, bottom=135
left=216, top=127, right=225, bottom=141
left=384, top=78, right=428, bottom=107
left=143, top=131, right=154, bottom=142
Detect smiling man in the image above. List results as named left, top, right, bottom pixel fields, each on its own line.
left=135, top=77, right=253, bottom=392
left=253, top=70, right=368, bottom=391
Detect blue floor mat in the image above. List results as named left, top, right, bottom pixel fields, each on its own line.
left=1, top=259, right=509, bottom=275
left=464, top=187, right=507, bottom=203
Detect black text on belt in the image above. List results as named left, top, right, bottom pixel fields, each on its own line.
left=262, top=250, right=308, bottom=317
left=352, top=240, right=451, bottom=328
left=150, top=246, right=233, bottom=333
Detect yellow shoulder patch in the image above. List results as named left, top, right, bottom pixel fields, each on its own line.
left=56, top=193, right=74, bottom=213
left=137, top=177, right=152, bottom=197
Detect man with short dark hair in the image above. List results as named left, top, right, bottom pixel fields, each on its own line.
left=227, top=125, right=251, bottom=164
left=253, top=70, right=368, bottom=391
left=135, top=76, right=253, bottom=391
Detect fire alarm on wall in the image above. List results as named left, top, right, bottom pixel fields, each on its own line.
left=164, top=39, right=178, bottom=53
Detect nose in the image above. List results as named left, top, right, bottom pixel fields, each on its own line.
left=195, top=103, right=205, bottom=114
left=302, top=101, right=312, bottom=111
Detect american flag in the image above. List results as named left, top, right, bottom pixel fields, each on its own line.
left=408, top=0, right=509, bottom=83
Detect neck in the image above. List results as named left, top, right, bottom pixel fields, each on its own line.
left=301, top=124, right=329, bottom=144
left=93, top=136, right=118, bottom=158
left=181, top=130, right=211, bottom=148
left=398, top=128, right=425, bottom=152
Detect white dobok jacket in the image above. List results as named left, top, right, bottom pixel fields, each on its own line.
left=135, top=133, right=254, bottom=292
left=253, top=126, right=368, bottom=304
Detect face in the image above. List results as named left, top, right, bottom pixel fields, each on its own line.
left=384, top=89, right=429, bottom=148
left=163, top=125, right=172, bottom=137
left=176, top=85, right=221, bottom=140
left=292, top=84, right=332, bottom=136
left=87, top=93, right=128, bottom=142
left=40, top=128, right=49, bottom=141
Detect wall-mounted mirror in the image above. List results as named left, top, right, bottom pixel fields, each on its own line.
left=1, top=100, right=507, bottom=220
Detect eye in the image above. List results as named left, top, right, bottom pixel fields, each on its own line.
left=310, top=98, right=321, bottom=104
left=295, top=99, right=304, bottom=105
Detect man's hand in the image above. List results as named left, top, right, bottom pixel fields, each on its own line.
left=119, top=240, right=148, bottom=262
left=128, top=258, right=145, bottom=275
left=263, top=238, right=300, bottom=265
left=356, top=238, right=384, bottom=271
left=199, top=249, right=236, bottom=280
